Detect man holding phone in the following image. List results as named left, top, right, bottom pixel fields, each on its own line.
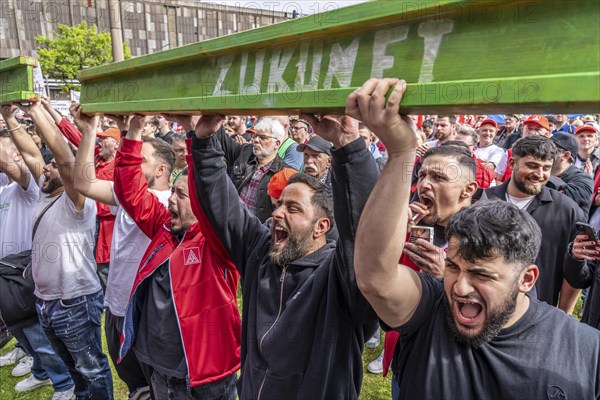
left=404, top=145, right=478, bottom=279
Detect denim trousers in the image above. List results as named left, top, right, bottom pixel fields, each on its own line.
left=36, top=290, right=114, bottom=400
left=104, top=308, right=148, bottom=394
left=149, top=369, right=237, bottom=400
left=10, top=321, right=74, bottom=392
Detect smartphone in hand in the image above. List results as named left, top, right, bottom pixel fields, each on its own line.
left=410, top=226, right=434, bottom=244
left=576, top=222, right=599, bottom=250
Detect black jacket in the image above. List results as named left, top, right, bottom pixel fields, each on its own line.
left=565, top=257, right=600, bottom=329
left=216, top=127, right=287, bottom=223
left=546, top=164, right=594, bottom=217
left=191, top=136, right=379, bottom=400
left=0, top=252, right=38, bottom=328
left=483, top=181, right=586, bottom=306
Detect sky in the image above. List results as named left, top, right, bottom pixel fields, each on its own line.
left=200, top=1, right=369, bottom=15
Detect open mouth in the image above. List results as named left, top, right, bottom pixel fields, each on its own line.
left=454, top=299, right=484, bottom=325
left=420, top=194, right=435, bottom=210
left=273, top=226, right=289, bottom=246
left=170, top=209, right=180, bottom=222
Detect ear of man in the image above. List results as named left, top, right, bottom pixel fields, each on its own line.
left=518, top=264, right=539, bottom=293
left=313, top=217, right=331, bottom=239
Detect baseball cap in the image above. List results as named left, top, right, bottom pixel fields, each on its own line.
left=297, top=136, right=333, bottom=156
left=523, top=115, right=550, bottom=131
left=267, top=168, right=299, bottom=199
left=479, top=118, right=497, bottom=128
left=97, top=127, right=121, bottom=142
left=574, top=125, right=599, bottom=136
left=581, top=115, right=596, bottom=123
left=550, top=133, right=579, bottom=161
left=290, top=117, right=311, bottom=128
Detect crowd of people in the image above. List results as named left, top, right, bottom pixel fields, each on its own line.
left=0, top=77, right=599, bottom=399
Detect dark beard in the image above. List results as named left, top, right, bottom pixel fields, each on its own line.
left=41, top=177, right=63, bottom=194
left=269, top=231, right=313, bottom=266
left=443, top=284, right=518, bottom=348
left=513, top=176, right=543, bottom=196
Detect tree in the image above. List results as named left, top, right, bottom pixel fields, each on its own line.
left=35, top=21, right=132, bottom=92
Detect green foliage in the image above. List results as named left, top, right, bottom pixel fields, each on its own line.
left=35, top=21, right=131, bottom=92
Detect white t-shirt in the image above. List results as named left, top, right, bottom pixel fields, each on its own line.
left=0, top=174, right=40, bottom=258
left=104, top=186, right=171, bottom=316
left=32, top=176, right=101, bottom=300
left=496, top=151, right=510, bottom=176
left=0, top=173, right=9, bottom=188
left=506, top=193, right=535, bottom=210
left=475, top=145, right=505, bottom=169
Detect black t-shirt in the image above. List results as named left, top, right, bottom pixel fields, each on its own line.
left=391, top=274, right=600, bottom=399
left=133, top=260, right=187, bottom=379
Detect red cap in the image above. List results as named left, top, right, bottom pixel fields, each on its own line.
left=523, top=115, right=550, bottom=131
left=97, top=128, right=121, bottom=142
left=267, top=168, right=298, bottom=199
left=479, top=118, right=497, bottom=128
left=574, top=125, right=599, bottom=135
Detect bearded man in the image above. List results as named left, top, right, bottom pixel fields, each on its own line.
left=190, top=83, right=384, bottom=398
left=483, top=135, right=586, bottom=313
left=353, top=80, right=600, bottom=398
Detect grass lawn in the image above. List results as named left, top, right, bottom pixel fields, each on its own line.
left=0, top=317, right=128, bottom=400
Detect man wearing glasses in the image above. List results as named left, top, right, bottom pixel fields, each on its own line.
left=215, top=117, right=288, bottom=222
left=289, top=118, right=312, bottom=144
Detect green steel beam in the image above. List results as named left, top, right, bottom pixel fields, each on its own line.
left=0, top=56, right=39, bottom=104
left=79, top=0, right=600, bottom=115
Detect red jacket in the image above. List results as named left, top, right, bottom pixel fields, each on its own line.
left=501, top=148, right=513, bottom=182
left=473, top=155, right=496, bottom=190
left=114, top=138, right=241, bottom=387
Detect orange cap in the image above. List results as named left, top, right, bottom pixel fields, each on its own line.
left=523, top=115, right=550, bottom=131
left=97, top=128, right=121, bottom=142
left=267, top=168, right=298, bottom=199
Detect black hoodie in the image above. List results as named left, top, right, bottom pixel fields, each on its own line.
left=191, top=135, right=379, bottom=400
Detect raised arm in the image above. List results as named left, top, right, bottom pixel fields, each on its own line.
left=191, top=116, right=269, bottom=278
left=298, top=112, right=378, bottom=318
left=71, top=104, right=116, bottom=206
left=20, top=101, right=86, bottom=210
left=1, top=105, right=45, bottom=183
left=113, top=115, right=169, bottom=238
left=0, top=136, right=31, bottom=189
left=352, top=78, right=423, bottom=329
left=41, top=98, right=84, bottom=148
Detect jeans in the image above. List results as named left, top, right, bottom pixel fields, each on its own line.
left=149, top=369, right=237, bottom=400
left=391, top=373, right=400, bottom=400
left=104, top=308, right=148, bottom=395
left=37, top=290, right=114, bottom=399
left=9, top=322, right=74, bottom=392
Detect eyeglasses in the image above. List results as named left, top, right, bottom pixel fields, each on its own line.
left=251, top=133, right=276, bottom=141
left=290, top=125, right=307, bottom=131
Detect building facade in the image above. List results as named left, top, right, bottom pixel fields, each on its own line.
left=0, top=0, right=291, bottom=60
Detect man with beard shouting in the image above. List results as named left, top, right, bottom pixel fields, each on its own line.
left=189, top=79, right=384, bottom=399
left=353, top=79, right=600, bottom=398
left=484, top=135, right=586, bottom=314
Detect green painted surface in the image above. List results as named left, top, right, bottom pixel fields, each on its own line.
left=0, top=57, right=39, bottom=104
left=80, top=0, right=600, bottom=114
